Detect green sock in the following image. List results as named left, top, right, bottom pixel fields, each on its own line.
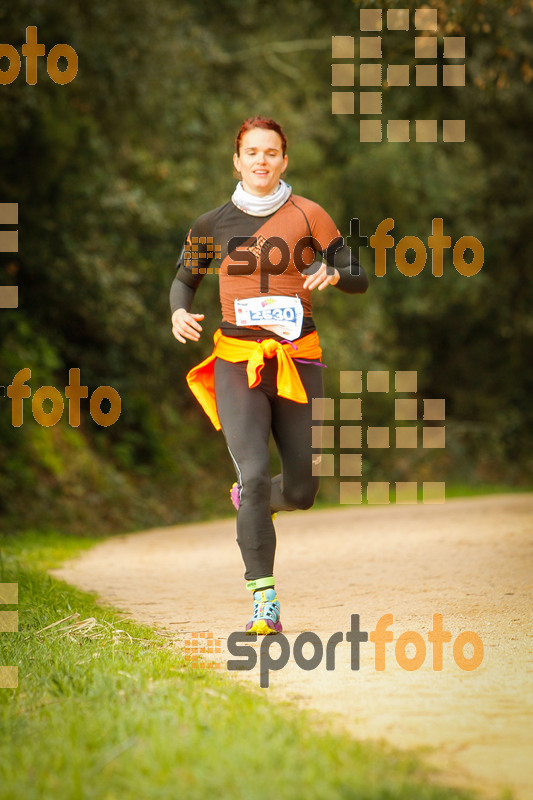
left=246, top=576, right=275, bottom=592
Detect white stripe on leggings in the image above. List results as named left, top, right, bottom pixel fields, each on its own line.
left=226, top=443, right=243, bottom=502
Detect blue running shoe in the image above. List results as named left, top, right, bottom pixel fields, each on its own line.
left=245, top=588, right=282, bottom=635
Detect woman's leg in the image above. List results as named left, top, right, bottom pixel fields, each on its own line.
left=270, top=361, right=324, bottom=512
left=214, top=358, right=276, bottom=581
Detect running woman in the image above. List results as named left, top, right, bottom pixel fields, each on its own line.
left=170, top=116, right=368, bottom=635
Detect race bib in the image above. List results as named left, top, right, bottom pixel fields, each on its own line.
left=234, top=296, right=304, bottom=341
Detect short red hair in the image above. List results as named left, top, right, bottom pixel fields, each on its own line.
left=235, top=117, right=288, bottom=156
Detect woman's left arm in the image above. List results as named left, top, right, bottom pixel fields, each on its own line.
left=303, top=200, right=369, bottom=294
left=302, top=238, right=369, bottom=294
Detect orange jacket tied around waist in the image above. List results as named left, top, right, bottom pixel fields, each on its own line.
left=186, top=329, right=322, bottom=430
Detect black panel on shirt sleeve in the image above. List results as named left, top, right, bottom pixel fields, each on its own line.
left=323, top=237, right=369, bottom=294
left=169, top=273, right=198, bottom=314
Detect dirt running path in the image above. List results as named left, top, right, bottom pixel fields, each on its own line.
left=50, top=495, right=533, bottom=799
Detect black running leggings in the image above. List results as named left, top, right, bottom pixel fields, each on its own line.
left=214, top=356, right=324, bottom=581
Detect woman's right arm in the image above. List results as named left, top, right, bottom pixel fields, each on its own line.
left=170, top=234, right=210, bottom=343
left=170, top=289, right=204, bottom=344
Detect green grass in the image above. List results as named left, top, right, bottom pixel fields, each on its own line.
left=0, top=531, right=502, bottom=800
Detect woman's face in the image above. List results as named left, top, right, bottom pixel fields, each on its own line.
left=233, top=128, right=288, bottom=197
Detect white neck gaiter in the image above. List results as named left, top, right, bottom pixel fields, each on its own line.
left=231, top=179, right=292, bottom=216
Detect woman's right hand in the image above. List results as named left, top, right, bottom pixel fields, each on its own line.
left=171, top=309, right=205, bottom=344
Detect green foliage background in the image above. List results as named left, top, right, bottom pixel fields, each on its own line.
left=1, top=0, right=531, bottom=534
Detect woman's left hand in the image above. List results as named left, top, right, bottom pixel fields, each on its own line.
left=302, top=262, right=340, bottom=291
